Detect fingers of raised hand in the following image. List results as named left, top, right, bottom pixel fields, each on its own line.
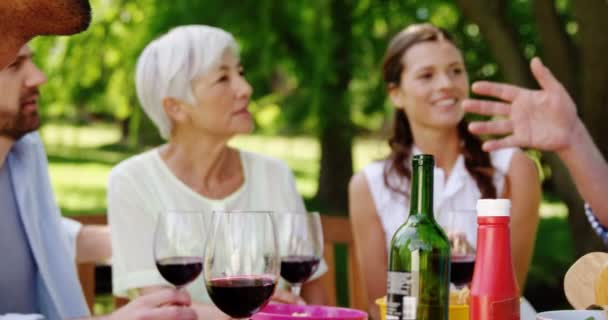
left=468, top=119, right=513, bottom=136
left=463, top=99, right=511, bottom=116
left=530, top=57, right=560, bottom=92
left=471, top=81, right=523, bottom=102
left=482, top=135, right=519, bottom=152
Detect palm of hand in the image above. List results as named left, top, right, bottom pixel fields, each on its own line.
left=509, top=88, right=578, bottom=152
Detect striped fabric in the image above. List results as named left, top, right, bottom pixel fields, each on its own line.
left=585, top=203, right=608, bottom=247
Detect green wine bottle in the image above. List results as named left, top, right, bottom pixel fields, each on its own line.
left=386, top=154, right=451, bottom=320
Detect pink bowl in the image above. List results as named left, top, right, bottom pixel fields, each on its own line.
left=252, top=303, right=368, bottom=320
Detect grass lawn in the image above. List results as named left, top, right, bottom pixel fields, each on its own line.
left=41, top=122, right=391, bottom=215
left=41, top=122, right=573, bottom=312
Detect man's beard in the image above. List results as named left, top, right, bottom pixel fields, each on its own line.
left=0, top=108, right=41, bottom=140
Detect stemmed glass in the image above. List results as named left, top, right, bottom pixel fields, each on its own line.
left=153, top=210, right=207, bottom=290
left=442, top=209, right=477, bottom=289
left=204, top=210, right=279, bottom=320
left=274, top=211, right=323, bottom=296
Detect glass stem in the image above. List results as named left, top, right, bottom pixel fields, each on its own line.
left=291, top=283, right=302, bottom=296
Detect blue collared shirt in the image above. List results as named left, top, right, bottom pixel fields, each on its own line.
left=2, top=133, right=89, bottom=320
left=0, top=163, right=39, bottom=313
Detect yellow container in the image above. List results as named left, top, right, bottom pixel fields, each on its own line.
left=375, top=297, right=469, bottom=320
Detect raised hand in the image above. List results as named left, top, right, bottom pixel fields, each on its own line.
left=463, top=57, right=582, bottom=152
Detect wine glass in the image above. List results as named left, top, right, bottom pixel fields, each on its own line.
left=204, top=210, right=279, bottom=320
left=274, top=211, right=323, bottom=296
left=442, top=209, right=477, bottom=289
left=153, top=210, right=207, bottom=290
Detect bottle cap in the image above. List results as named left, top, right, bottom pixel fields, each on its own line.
left=476, top=199, right=511, bottom=217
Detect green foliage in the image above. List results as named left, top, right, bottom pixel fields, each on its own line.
left=30, top=0, right=521, bottom=141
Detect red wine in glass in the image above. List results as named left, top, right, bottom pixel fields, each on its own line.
left=280, top=255, right=320, bottom=284
left=451, top=254, right=475, bottom=287
left=204, top=211, right=280, bottom=320
left=154, top=210, right=207, bottom=290
left=275, top=212, right=323, bottom=296
left=207, top=276, right=276, bottom=319
left=156, top=256, right=203, bottom=288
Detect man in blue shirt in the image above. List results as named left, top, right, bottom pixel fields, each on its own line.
left=0, top=44, right=197, bottom=320
left=0, top=1, right=197, bottom=318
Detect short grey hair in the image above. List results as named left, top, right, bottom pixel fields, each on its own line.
left=135, top=25, right=239, bottom=139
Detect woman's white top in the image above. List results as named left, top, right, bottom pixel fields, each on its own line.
left=363, top=147, right=516, bottom=251
left=107, top=148, right=327, bottom=302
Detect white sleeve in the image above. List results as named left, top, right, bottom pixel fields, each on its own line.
left=61, top=217, right=82, bottom=260
left=281, top=164, right=307, bottom=214
left=107, top=169, right=166, bottom=297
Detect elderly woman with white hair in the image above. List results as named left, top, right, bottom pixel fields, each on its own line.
left=107, top=25, right=328, bottom=318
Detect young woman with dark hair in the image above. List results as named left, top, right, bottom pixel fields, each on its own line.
left=348, top=23, right=541, bottom=319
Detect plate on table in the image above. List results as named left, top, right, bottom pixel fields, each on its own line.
left=252, top=303, right=368, bottom=320
left=536, top=310, right=607, bottom=320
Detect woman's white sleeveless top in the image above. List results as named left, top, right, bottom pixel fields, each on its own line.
left=363, top=147, right=516, bottom=250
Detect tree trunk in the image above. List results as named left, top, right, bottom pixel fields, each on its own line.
left=531, top=0, right=579, bottom=97
left=571, top=1, right=608, bottom=142
left=315, top=0, right=354, bottom=214
left=455, top=0, right=534, bottom=87
left=120, top=117, right=130, bottom=144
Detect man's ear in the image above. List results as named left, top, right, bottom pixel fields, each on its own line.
left=162, top=97, right=187, bottom=122
left=388, top=84, right=404, bottom=109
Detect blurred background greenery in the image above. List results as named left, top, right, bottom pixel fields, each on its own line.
left=31, top=0, right=608, bottom=313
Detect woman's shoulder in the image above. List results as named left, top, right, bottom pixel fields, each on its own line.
left=361, top=160, right=387, bottom=180
left=358, top=159, right=406, bottom=196
left=504, top=148, right=538, bottom=178
left=109, top=148, right=160, bottom=181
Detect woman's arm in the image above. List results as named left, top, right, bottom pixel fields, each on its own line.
left=349, top=172, right=388, bottom=320
left=301, top=278, right=328, bottom=305
left=503, top=150, right=541, bottom=291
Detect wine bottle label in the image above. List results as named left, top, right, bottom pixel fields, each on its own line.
left=386, top=271, right=418, bottom=320
left=402, top=296, right=417, bottom=320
